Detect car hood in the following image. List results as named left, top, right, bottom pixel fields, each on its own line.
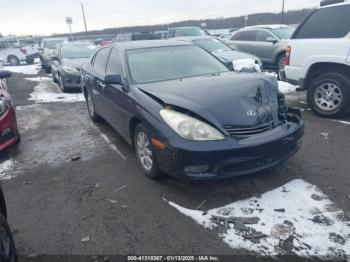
left=137, top=72, right=279, bottom=129
left=62, top=58, right=89, bottom=69
left=212, top=50, right=260, bottom=63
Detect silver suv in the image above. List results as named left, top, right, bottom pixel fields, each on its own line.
left=39, top=38, right=65, bottom=73
left=227, top=25, right=295, bottom=78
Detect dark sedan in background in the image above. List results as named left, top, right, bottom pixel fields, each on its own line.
left=176, top=36, right=262, bottom=72
left=51, top=42, right=97, bottom=92
left=81, top=40, right=304, bottom=180
left=0, top=70, right=20, bottom=152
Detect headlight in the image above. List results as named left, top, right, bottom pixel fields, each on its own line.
left=160, top=109, right=225, bottom=141
left=0, top=96, right=8, bottom=116
left=63, top=66, right=79, bottom=74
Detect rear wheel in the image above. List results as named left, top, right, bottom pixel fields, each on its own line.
left=0, top=214, right=18, bottom=262
left=134, top=124, right=162, bottom=179
left=307, top=72, right=350, bottom=117
left=52, top=71, right=59, bottom=83
left=7, top=56, right=19, bottom=66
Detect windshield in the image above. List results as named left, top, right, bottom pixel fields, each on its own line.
left=271, top=27, right=295, bottom=40
left=61, top=44, right=97, bottom=59
left=193, top=39, right=231, bottom=52
left=175, top=28, right=207, bottom=37
left=127, top=46, right=229, bottom=84
left=44, top=39, right=64, bottom=49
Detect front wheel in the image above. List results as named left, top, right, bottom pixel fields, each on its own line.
left=25, top=58, right=34, bottom=65
left=0, top=214, right=18, bottom=262
left=307, top=72, right=350, bottom=118
left=7, top=56, right=20, bottom=66
left=134, top=124, right=162, bottom=179
left=85, top=88, right=101, bottom=122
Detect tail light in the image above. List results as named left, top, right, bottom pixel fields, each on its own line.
left=20, top=48, right=27, bottom=55
left=285, top=46, right=291, bottom=66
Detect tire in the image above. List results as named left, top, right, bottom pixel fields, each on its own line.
left=25, top=58, right=34, bottom=65
left=57, top=74, right=68, bottom=93
left=39, top=57, right=45, bottom=69
left=85, top=88, right=101, bottom=122
left=52, top=71, right=59, bottom=84
left=134, top=124, right=162, bottom=179
left=7, top=56, right=20, bottom=67
left=0, top=214, right=18, bottom=262
left=307, top=72, right=350, bottom=118
left=277, top=53, right=287, bottom=82
left=45, top=65, right=51, bottom=74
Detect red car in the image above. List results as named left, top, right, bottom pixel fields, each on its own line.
left=0, top=70, right=20, bottom=151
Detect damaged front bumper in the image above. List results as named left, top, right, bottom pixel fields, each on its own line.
left=153, top=108, right=304, bottom=180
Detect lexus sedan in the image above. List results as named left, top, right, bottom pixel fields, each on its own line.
left=176, top=36, right=262, bottom=72
left=0, top=70, right=20, bottom=151
left=81, top=40, right=304, bottom=180
left=51, top=42, right=97, bottom=92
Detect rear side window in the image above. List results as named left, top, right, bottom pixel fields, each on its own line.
left=256, top=30, right=272, bottom=41
left=106, top=48, right=125, bottom=76
left=293, top=5, right=350, bottom=39
left=93, top=48, right=111, bottom=75
left=238, top=31, right=257, bottom=41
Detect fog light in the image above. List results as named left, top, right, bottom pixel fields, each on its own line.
left=1, top=128, right=11, bottom=136
left=185, top=165, right=209, bottom=174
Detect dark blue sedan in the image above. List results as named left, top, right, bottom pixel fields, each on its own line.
left=81, top=40, right=304, bottom=180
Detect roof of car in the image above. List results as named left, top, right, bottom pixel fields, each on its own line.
left=320, top=0, right=350, bottom=8
left=174, top=36, right=216, bottom=42
left=244, top=24, right=288, bottom=30
left=112, top=40, right=193, bottom=50
left=168, top=27, right=202, bottom=30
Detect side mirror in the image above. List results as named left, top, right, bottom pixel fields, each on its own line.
left=266, top=37, right=278, bottom=43
left=0, top=70, right=12, bottom=79
left=104, top=74, right=122, bottom=85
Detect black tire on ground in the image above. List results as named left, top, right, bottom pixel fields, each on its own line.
left=134, top=123, right=162, bottom=179
left=57, top=74, right=68, bottom=93
left=85, top=88, right=101, bottom=122
left=25, top=58, right=34, bottom=65
left=52, top=71, right=59, bottom=83
left=7, top=56, right=20, bottom=66
left=277, top=53, right=287, bottom=82
left=45, top=65, right=51, bottom=74
left=307, top=72, right=350, bottom=118
left=39, top=57, right=45, bottom=69
left=0, top=214, right=18, bottom=262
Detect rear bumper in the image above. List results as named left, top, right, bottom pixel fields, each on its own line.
left=61, top=72, right=81, bottom=89
left=0, top=107, right=19, bottom=151
left=154, top=110, right=304, bottom=180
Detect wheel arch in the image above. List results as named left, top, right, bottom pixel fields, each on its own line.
left=129, top=117, right=142, bottom=148
left=305, top=62, right=350, bottom=89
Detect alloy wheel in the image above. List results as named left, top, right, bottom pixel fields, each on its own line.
left=314, top=82, right=343, bottom=111
left=136, top=131, right=153, bottom=172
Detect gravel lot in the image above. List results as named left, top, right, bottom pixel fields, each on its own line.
left=1, top=62, right=350, bottom=261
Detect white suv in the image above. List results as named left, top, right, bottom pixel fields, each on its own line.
left=285, top=0, right=350, bottom=117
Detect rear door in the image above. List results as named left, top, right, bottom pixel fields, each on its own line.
left=229, top=30, right=258, bottom=55
left=254, top=29, right=277, bottom=63
left=103, top=48, right=131, bottom=140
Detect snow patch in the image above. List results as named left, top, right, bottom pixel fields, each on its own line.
left=167, top=179, right=350, bottom=258
left=278, top=81, right=297, bottom=94
left=0, top=159, right=16, bottom=180
left=334, top=120, right=350, bottom=126
left=26, top=77, right=84, bottom=103
left=4, top=64, right=41, bottom=75
left=232, top=59, right=261, bottom=73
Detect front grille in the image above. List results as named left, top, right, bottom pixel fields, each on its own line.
left=224, top=121, right=273, bottom=137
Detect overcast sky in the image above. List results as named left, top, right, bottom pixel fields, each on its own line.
left=0, top=0, right=320, bottom=36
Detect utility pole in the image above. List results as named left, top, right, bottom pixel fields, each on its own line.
left=81, top=2, right=88, bottom=38
left=281, top=0, right=285, bottom=23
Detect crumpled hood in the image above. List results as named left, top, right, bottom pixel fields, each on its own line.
left=138, top=72, right=279, bottom=128
left=212, top=50, right=260, bottom=63
left=62, top=58, right=89, bottom=70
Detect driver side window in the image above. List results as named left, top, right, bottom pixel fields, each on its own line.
left=256, top=30, right=273, bottom=42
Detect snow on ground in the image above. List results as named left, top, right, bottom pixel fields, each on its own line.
left=166, top=179, right=350, bottom=258
left=278, top=81, right=298, bottom=94
left=334, top=120, right=350, bottom=126
left=4, top=63, right=41, bottom=75
left=0, top=159, right=17, bottom=180
left=25, top=77, right=84, bottom=103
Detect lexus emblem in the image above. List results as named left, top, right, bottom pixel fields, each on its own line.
left=247, top=109, right=257, bottom=116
